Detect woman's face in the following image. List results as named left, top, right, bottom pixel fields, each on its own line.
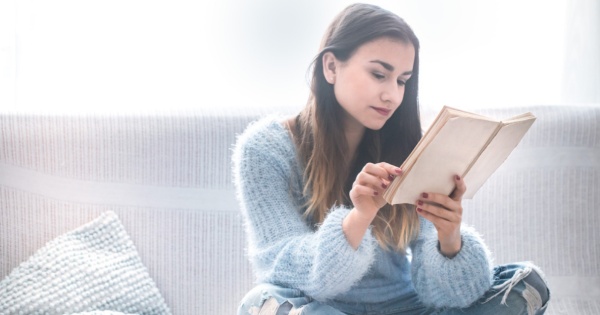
left=329, top=37, right=415, bottom=132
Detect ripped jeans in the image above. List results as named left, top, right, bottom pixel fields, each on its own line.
left=237, top=262, right=550, bottom=315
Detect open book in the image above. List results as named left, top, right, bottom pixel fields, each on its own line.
left=383, top=106, right=536, bottom=205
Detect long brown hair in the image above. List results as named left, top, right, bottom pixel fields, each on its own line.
left=292, top=3, right=423, bottom=252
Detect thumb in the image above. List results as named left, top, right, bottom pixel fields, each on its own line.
left=449, top=174, right=466, bottom=201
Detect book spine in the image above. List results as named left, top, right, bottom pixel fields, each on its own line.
left=462, top=122, right=504, bottom=177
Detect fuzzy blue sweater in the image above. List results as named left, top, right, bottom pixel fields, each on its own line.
left=232, top=116, right=494, bottom=308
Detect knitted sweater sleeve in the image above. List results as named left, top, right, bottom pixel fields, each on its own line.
left=410, top=217, right=493, bottom=308
left=232, top=120, right=377, bottom=301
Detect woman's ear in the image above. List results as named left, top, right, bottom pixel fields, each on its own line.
left=322, top=52, right=337, bottom=84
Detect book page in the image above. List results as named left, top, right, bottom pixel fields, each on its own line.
left=503, top=112, right=535, bottom=123
left=390, top=117, right=499, bottom=205
left=463, top=117, right=536, bottom=198
left=443, top=107, right=498, bottom=122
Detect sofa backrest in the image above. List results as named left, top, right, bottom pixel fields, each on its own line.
left=1, top=104, right=599, bottom=313
left=0, top=108, right=279, bottom=314
left=460, top=105, right=600, bottom=301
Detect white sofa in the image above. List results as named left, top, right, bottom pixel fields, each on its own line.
left=1, top=104, right=598, bottom=314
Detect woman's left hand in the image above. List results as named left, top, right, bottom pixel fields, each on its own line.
left=415, top=174, right=466, bottom=258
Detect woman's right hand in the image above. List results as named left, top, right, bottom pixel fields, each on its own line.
left=349, top=162, right=402, bottom=219
left=343, top=162, right=402, bottom=249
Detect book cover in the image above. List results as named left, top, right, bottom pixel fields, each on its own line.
left=383, top=106, right=536, bottom=205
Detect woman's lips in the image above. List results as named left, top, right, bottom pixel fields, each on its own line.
left=371, top=106, right=391, bottom=116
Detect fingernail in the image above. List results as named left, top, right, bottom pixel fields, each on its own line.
left=381, top=183, right=388, bottom=189
left=388, top=174, right=395, bottom=181
left=417, top=200, right=423, bottom=206
left=421, top=192, right=429, bottom=198
left=395, top=168, right=402, bottom=174
left=374, top=191, right=379, bottom=196
left=417, top=207, right=423, bottom=212
left=455, top=175, right=461, bottom=180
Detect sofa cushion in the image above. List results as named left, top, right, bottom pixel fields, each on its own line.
left=0, top=211, right=171, bottom=315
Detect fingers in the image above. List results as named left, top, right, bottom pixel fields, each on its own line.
left=418, top=191, right=461, bottom=213
left=417, top=174, right=466, bottom=209
left=376, top=162, right=403, bottom=179
left=416, top=174, right=465, bottom=221
left=416, top=174, right=465, bottom=257
left=350, top=163, right=401, bottom=212
left=351, top=183, right=380, bottom=197
left=352, top=163, right=402, bottom=197
left=415, top=206, right=456, bottom=230
left=416, top=194, right=461, bottom=222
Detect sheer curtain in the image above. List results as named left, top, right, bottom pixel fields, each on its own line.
left=562, top=0, right=600, bottom=105
left=0, top=0, right=598, bottom=113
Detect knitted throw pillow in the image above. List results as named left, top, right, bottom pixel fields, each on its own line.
left=0, top=211, right=171, bottom=315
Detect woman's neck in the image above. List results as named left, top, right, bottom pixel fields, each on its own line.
left=344, top=120, right=365, bottom=159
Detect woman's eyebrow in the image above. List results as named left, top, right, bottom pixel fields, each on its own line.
left=370, top=60, right=412, bottom=75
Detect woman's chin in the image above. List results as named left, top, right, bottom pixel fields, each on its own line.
left=364, top=120, right=388, bottom=131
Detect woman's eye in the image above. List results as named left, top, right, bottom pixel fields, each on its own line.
left=373, top=72, right=385, bottom=80
left=397, top=80, right=406, bottom=86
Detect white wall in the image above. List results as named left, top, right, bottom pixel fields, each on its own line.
left=0, top=0, right=597, bottom=113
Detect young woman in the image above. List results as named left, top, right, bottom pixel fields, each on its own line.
left=233, top=3, right=549, bottom=315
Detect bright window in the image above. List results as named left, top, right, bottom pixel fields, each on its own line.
left=1, top=0, right=597, bottom=113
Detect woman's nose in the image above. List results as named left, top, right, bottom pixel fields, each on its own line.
left=381, top=84, right=403, bottom=106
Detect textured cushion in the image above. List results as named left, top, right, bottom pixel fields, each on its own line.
left=0, top=211, right=171, bottom=315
